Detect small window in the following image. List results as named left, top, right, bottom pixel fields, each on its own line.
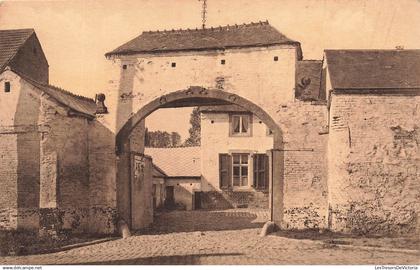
left=4, top=82, right=10, bottom=93
left=230, top=114, right=251, bottom=136
left=122, top=64, right=127, bottom=70
left=274, top=56, right=278, bottom=61
left=221, top=59, right=226, bottom=65
left=171, top=62, right=176, bottom=68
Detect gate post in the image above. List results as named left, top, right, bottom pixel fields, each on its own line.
left=271, top=149, right=284, bottom=228
left=116, top=150, right=132, bottom=228
left=130, top=153, right=153, bottom=230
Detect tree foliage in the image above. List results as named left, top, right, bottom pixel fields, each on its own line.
left=183, top=107, right=201, bottom=146
left=145, top=128, right=182, bottom=148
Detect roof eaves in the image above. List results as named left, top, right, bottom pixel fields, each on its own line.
left=9, top=68, right=96, bottom=119
left=153, top=164, right=168, bottom=177
left=332, top=88, right=420, bottom=95
left=166, top=176, right=201, bottom=179
left=105, top=41, right=301, bottom=58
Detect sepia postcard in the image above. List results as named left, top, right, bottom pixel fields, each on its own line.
left=0, top=0, right=419, bottom=268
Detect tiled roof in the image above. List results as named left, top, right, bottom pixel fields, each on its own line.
left=325, top=50, right=420, bottom=89
left=145, top=147, right=201, bottom=178
left=106, top=21, right=301, bottom=57
left=0, top=28, right=34, bottom=73
left=12, top=68, right=96, bottom=118
left=295, top=60, right=323, bottom=100
left=198, top=104, right=249, bottom=113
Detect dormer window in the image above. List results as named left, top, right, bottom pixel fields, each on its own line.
left=4, top=82, right=10, bottom=93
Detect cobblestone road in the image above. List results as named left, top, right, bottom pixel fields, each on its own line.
left=0, top=209, right=418, bottom=265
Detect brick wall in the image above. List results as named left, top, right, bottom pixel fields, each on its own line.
left=328, top=93, right=420, bottom=235
left=87, top=119, right=118, bottom=234
left=39, top=94, right=90, bottom=233
left=0, top=134, right=18, bottom=229
left=274, top=101, right=329, bottom=230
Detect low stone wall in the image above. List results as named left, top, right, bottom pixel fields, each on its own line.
left=201, top=190, right=269, bottom=210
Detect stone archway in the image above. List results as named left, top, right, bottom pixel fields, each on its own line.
left=115, top=86, right=284, bottom=230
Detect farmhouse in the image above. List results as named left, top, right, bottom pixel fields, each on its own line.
left=0, top=22, right=419, bottom=236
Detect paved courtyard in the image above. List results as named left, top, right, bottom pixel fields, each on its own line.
left=0, top=209, right=419, bottom=265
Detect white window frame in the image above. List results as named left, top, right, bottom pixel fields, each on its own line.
left=229, top=114, right=252, bottom=137
left=231, top=153, right=250, bottom=189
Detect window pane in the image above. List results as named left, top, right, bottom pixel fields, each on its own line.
left=241, top=166, right=248, bottom=176
left=241, top=154, right=248, bottom=164
left=241, top=116, right=249, bottom=133
left=233, top=154, right=240, bottom=164
left=241, top=176, right=248, bottom=186
left=258, top=155, right=265, bottom=169
left=233, top=166, right=240, bottom=177
left=232, top=116, right=240, bottom=133
left=233, top=176, right=240, bottom=186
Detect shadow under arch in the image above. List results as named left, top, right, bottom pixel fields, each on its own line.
left=115, top=86, right=285, bottom=229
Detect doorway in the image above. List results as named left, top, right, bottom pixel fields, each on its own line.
left=194, top=191, right=202, bottom=210
left=165, top=186, right=175, bottom=208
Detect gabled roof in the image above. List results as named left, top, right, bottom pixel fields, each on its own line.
left=10, top=68, right=96, bottom=118
left=106, top=21, right=301, bottom=58
left=0, top=28, right=35, bottom=73
left=295, top=60, right=323, bottom=100
left=325, top=50, right=420, bottom=90
left=145, top=147, right=201, bottom=178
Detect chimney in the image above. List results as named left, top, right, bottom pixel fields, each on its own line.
left=95, top=93, right=108, bottom=114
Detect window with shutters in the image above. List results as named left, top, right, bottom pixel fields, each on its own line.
left=253, top=154, right=269, bottom=190
left=219, top=153, right=250, bottom=189
left=229, top=114, right=251, bottom=137
left=232, top=153, right=249, bottom=187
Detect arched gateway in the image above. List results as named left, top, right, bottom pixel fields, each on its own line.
left=97, top=21, right=329, bottom=235
left=115, top=86, right=285, bottom=230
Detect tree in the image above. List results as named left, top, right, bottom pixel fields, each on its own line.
left=145, top=129, right=182, bottom=148
left=171, top=132, right=181, bottom=147
left=183, top=107, right=201, bottom=146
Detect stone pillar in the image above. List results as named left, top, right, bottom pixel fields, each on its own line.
left=130, top=154, right=153, bottom=230
left=116, top=150, right=132, bottom=228
left=271, top=149, right=284, bottom=228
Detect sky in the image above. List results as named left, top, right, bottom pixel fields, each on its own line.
left=1, top=0, right=420, bottom=140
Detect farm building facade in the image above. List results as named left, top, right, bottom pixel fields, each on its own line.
left=0, top=23, right=419, bottom=236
